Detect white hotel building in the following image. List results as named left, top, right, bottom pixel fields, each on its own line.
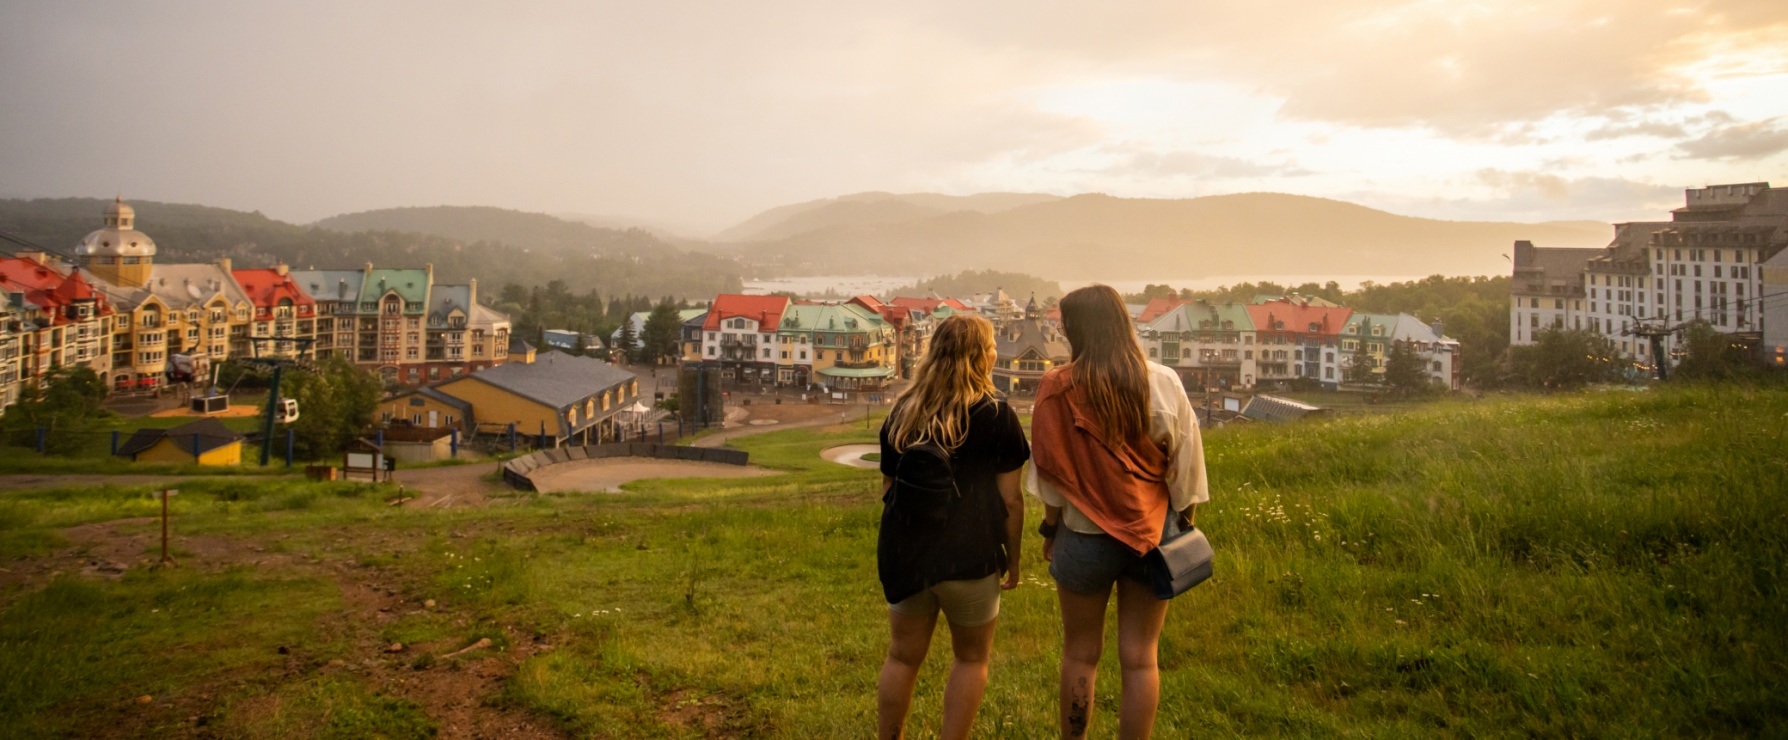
left=1512, top=182, right=1787, bottom=366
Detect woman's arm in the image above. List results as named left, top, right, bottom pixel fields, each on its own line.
left=998, top=469, right=1023, bottom=589
left=1040, top=504, right=1063, bottom=562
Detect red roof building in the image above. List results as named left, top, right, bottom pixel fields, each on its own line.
left=0, top=257, right=113, bottom=326
left=232, top=265, right=318, bottom=321
left=1135, top=297, right=1188, bottom=323
left=1245, top=298, right=1353, bottom=386
left=702, top=294, right=789, bottom=331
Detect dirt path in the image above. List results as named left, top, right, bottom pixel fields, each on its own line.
left=820, top=445, right=880, bottom=470
left=390, top=464, right=505, bottom=509
left=0, top=474, right=250, bottom=492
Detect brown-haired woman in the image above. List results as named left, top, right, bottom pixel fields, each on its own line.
left=876, top=313, right=1030, bottom=740
left=1029, top=284, right=1208, bottom=739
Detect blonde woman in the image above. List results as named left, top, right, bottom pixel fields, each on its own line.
left=1030, top=284, right=1208, bottom=739
left=876, top=313, right=1029, bottom=740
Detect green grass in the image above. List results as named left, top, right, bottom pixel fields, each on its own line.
left=1, top=386, right=1784, bottom=736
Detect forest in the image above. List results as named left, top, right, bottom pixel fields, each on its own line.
left=0, top=198, right=742, bottom=301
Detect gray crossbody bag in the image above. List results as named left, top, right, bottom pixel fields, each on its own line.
left=1147, top=509, right=1213, bottom=599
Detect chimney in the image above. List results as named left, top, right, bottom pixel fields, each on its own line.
left=467, top=278, right=477, bottom=306
left=276, top=263, right=289, bottom=276
left=424, top=264, right=434, bottom=284
left=217, top=257, right=231, bottom=273
left=1512, top=240, right=1535, bottom=267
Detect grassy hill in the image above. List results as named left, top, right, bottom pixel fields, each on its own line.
left=0, top=198, right=742, bottom=301
left=719, top=192, right=1612, bottom=279
left=1, top=384, right=1783, bottom=736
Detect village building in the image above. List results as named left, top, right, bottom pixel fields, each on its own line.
left=114, top=417, right=244, bottom=466
left=992, top=297, right=1070, bottom=395
left=431, top=351, right=640, bottom=447
left=290, top=265, right=510, bottom=385
left=1138, top=300, right=1257, bottom=391
left=61, top=198, right=251, bottom=391
left=1341, top=313, right=1461, bottom=390
left=1512, top=182, right=1787, bottom=365
left=232, top=264, right=318, bottom=360
left=1244, top=298, right=1351, bottom=389
left=695, top=294, right=788, bottom=386
left=0, top=292, right=24, bottom=410
left=775, top=301, right=897, bottom=391
left=376, top=385, right=474, bottom=433
left=1764, top=248, right=1788, bottom=367
left=679, top=311, right=709, bottom=363
left=610, top=308, right=707, bottom=355
left=0, top=254, right=115, bottom=387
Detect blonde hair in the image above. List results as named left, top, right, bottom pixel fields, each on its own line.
left=887, top=314, right=998, bottom=453
left=1059, top=284, right=1150, bottom=447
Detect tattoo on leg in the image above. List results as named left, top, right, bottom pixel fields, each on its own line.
left=1067, top=677, right=1091, bottom=737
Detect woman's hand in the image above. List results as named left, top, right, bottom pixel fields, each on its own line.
left=1002, top=562, right=1020, bottom=590
left=1042, top=535, right=1055, bottom=563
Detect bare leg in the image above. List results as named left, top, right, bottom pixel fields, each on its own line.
left=938, top=618, right=997, bottom=740
left=877, top=608, right=938, bottom=740
left=1114, top=578, right=1170, bottom=740
left=1058, top=586, right=1112, bottom=739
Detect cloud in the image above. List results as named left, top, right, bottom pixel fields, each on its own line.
left=1675, top=117, right=1788, bottom=159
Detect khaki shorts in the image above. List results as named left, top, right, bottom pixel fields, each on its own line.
left=889, top=573, right=1001, bottom=627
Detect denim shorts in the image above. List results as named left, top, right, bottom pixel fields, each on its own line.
left=1049, top=528, right=1156, bottom=595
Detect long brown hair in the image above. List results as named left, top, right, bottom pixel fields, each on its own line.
left=887, top=313, right=997, bottom=453
left=1059, top=284, right=1149, bottom=447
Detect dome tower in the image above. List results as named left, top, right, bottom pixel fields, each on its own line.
left=75, top=196, right=156, bottom=287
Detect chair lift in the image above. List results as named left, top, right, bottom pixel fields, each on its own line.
left=190, top=364, right=230, bottom=415
left=276, top=397, right=300, bottom=424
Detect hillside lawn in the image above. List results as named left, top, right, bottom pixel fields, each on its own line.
left=1, top=384, right=1784, bottom=737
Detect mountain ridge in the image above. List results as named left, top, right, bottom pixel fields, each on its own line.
left=717, top=191, right=1613, bottom=279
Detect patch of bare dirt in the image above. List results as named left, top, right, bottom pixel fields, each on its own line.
left=391, top=464, right=505, bottom=509
left=315, top=572, right=564, bottom=740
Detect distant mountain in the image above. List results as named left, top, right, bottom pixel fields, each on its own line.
left=0, top=198, right=741, bottom=300
left=720, top=192, right=1612, bottom=279
left=716, top=191, right=1061, bottom=242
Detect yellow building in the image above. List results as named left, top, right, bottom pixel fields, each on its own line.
left=377, top=387, right=474, bottom=432
left=76, top=198, right=253, bottom=390
left=115, top=418, right=243, bottom=466
left=432, top=351, right=640, bottom=446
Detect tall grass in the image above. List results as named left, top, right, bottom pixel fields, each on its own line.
left=0, top=386, right=1782, bottom=736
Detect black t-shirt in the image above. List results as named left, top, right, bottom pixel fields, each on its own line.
left=876, top=396, right=1030, bottom=603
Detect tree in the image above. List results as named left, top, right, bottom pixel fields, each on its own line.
left=1, top=366, right=108, bottom=454
left=1509, top=328, right=1621, bottom=390
left=641, top=301, right=684, bottom=365
left=615, top=319, right=640, bottom=363
left=1345, top=340, right=1376, bottom=384
left=284, top=357, right=382, bottom=460
left=1672, top=321, right=1757, bottom=381
left=1383, top=340, right=1430, bottom=394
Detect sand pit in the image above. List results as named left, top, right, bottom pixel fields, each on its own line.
left=822, top=444, right=881, bottom=470
left=527, top=458, right=779, bottom=493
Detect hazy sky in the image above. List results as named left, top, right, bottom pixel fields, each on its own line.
left=2, top=1, right=1784, bottom=234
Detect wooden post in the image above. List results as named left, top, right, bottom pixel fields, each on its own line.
left=158, top=489, right=177, bottom=567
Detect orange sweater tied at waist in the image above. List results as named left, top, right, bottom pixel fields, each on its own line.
left=1030, top=368, right=1170, bottom=556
